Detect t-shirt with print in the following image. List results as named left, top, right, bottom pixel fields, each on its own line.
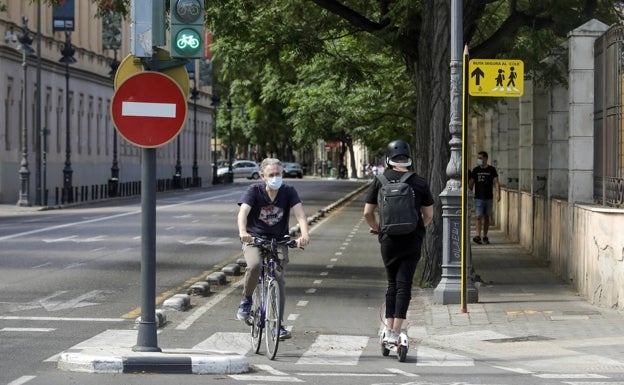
left=470, top=165, right=498, bottom=200
left=238, top=182, right=302, bottom=239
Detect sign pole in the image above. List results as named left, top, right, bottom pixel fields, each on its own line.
left=133, top=147, right=161, bottom=352
left=460, top=44, right=470, bottom=313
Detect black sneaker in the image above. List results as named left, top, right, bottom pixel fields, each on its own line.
left=483, top=236, right=490, bottom=244
left=472, top=236, right=482, bottom=244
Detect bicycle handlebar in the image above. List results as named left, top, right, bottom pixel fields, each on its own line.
left=251, top=236, right=302, bottom=250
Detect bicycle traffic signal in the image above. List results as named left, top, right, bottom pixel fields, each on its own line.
left=170, top=0, right=204, bottom=59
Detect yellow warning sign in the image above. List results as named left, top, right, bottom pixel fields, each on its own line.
left=468, top=59, right=524, bottom=97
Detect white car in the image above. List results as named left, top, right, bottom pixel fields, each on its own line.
left=217, top=160, right=261, bottom=181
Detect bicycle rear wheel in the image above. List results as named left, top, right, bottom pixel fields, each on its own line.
left=265, top=279, right=282, bottom=360
left=250, top=284, right=263, bottom=354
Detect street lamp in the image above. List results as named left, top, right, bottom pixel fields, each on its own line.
left=17, top=16, right=36, bottom=207
left=227, top=100, right=233, bottom=183
left=109, top=49, right=120, bottom=197
left=211, top=95, right=220, bottom=184
left=191, top=86, right=200, bottom=186
left=59, top=31, right=76, bottom=204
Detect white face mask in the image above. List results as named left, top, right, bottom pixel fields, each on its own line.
left=267, top=176, right=283, bottom=190
left=477, top=159, right=484, bottom=166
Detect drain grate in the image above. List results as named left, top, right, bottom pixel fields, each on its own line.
left=485, top=335, right=554, bottom=343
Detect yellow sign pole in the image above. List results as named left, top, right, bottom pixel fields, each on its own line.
left=460, top=44, right=469, bottom=313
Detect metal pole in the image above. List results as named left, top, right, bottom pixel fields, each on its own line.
left=192, top=86, right=198, bottom=186
left=134, top=148, right=161, bottom=352
left=211, top=96, right=219, bottom=184
left=227, top=100, right=233, bottom=183
left=61, top=31, right=75, bottom=204
left=433, top=0, right=477, bottom=305
left=17, top=16, right=32, bottom=207
left=36, top=3, right=42, bottom=206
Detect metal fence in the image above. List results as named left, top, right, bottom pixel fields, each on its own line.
left=594, top=24, right=624, bottom=207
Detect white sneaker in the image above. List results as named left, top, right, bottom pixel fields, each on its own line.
left=386, top=330, right=399, bottom=345
left=383, top=329, right=400, bottom=345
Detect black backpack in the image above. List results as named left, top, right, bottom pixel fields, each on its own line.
left=376, top=172, right=419, bottom=235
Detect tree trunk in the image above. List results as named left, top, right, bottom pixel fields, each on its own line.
left=412, top=2, right=451, bottom=286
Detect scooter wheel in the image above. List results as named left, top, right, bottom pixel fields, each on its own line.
left=397, top=345, right=407, bottom=362
left=381, top=343, right=390, bottom=356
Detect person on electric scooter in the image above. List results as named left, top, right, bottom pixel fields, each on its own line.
left=363, top=140, right=434, bottom=345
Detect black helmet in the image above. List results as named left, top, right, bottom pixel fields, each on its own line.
left=386, top=140, right=412, bottom=167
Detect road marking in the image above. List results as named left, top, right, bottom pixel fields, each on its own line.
left=0, top=316, right=125, bottom=322
left=536, top=374, right=609, bottom=379
left=255, top=364, right=289, bottom=376
left=39, top=290, right=102, bottom=312
left=492, top=365, right=533, bottom=374
left=287, top=314, right=299, bottom=321
left=296, top=300, right=308, bottom=307
left=297, top=373, right=393, bottom=377
left=7, top=376, right=36, bottom=385
left=229, top=375, right=303, bottom=382
left=386, top=368, right=419, bottom=377
left=1, top=328, right=55, bottom=332
left=305, top=288, right=316, bottom=293
left=313, top=280, right=322, bottom=284
left=0, top=191, right=239, bottom=241
left=320, top=272, right=328, bottom=276
left=296, top=335, right=369, bottom=365
left=122, top=101, right=176, bottom=118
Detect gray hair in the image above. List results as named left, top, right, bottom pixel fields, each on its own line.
left=260, top=158, right=282, bottom=173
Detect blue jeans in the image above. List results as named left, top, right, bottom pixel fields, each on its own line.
left=474, top=199, right=493, bottom=217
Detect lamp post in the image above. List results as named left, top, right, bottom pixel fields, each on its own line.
left=173, top=137, right=182, bottom=188
left=227, top=100, right=233, bottom=184
left=17, top=16, right=35, bottom=207
left=191, top=86, right=199, bottom=187
left=59, top=31, right=76, bottom=204
left=211, top=95, right=219, bottom=184
left=109, top=49, right=120, bottom=197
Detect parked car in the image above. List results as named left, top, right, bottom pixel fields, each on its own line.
left=282, top=162, right=303, bottom=178
left=217, top=160, right=260, bottom=181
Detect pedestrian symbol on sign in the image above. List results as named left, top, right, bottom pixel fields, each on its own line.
left=468, top=59, right=524, bottom=97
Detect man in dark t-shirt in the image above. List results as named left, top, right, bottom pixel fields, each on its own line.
left=468, top=151, right=500, bottom=245
left=236, top=158, right=310, bottom=340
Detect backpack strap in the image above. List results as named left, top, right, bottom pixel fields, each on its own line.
left=398, top=171, right=414, bottom=183
left=376, top=174, right=390, bottom=185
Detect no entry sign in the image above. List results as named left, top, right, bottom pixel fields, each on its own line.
left=111, top=71, right=187, bottom=148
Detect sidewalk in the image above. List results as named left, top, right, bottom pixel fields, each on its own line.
left=408, top=230, right=624, bottom=373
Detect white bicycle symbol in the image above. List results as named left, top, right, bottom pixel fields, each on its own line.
left=176, top=0, right=201, bottom=18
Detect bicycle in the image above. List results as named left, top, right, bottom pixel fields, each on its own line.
left=247, top=236, right=300, bottom=360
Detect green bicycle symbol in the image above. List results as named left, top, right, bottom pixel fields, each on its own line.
left=177, top=33, right=200, bottom=50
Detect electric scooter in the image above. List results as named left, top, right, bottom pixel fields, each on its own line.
left=380, top=328, right=410, bottom=362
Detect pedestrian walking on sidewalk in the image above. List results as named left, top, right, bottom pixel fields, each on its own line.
left=236, top=158, right=310, bottom=340
left=468, top=151, right=500, bottom=245
left=363, top=140, right=434, bottom=345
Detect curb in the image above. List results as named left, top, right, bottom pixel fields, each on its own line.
left=57, top=348, right=248, bottom=374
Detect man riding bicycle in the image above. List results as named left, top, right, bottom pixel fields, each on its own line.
left=236, top=158, right=310, bottom=340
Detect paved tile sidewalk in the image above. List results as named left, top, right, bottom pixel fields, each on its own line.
left=408, top=230, right=624, bottom=374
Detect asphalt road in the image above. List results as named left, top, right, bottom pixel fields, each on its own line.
left=0, top=178, right=601, bottom=385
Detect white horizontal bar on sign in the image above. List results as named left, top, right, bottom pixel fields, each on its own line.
left=122, top=102, right=176, bottom=118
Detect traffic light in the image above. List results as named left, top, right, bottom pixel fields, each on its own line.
left=170, top=0, right=204, bottom=59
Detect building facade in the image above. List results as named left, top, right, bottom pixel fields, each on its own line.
left=0, top=1, right=214, bottom=205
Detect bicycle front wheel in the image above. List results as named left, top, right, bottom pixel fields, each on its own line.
left=250, top=284, right=263, bottom=354
left=265, top=279, right=282, bottom=360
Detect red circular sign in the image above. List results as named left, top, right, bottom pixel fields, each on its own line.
left=111, top=71, right=187, bottom=148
